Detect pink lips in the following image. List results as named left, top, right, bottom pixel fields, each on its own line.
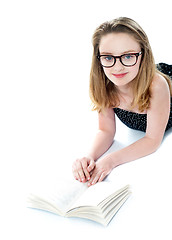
left=112, top=73, right=128, bottom=78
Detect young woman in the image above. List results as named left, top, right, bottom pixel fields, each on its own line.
left=72, top=17, right=172, bottom=186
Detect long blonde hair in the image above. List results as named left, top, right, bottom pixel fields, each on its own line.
left=89, top=17, right=172, bottom=112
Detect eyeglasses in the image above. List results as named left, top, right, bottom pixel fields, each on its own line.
left=97, top=51, right=142, bottom=68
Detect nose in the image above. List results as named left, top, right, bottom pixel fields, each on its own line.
left=112, top=58, right=124, bottom=72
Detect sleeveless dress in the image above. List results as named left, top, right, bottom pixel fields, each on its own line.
left=113, top=63, right=172, bottom=132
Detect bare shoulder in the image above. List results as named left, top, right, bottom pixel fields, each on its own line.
left=98, top=108, right=116, bottom=132
left=148, top=72, right=171, bottom=111
left=150, top=73, right=170, bottom=96
left=146, top=73, right=171, bottom=139
left=98, top=108, right=115, bottom=123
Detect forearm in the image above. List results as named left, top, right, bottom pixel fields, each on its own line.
left=110, top=136, right=161, bottom=168
left=87, top=130, right=115, bottom=161
left=86, top=134, right=162, bottom=186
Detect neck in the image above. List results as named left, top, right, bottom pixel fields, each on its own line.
left=116, top=84, right=133, bottom=97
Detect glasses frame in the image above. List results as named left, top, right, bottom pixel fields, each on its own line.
left=97, top=51, right=142, bottom=68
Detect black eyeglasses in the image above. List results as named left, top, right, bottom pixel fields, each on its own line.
left=97, top=51, right=142, bottom=68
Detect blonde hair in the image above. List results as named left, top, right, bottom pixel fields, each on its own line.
left=89, top=17, right=172, bottom=112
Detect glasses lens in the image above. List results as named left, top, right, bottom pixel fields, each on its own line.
left=121, top=54, right=137, bottom=66
left=99, top=56, right=114, bottom=67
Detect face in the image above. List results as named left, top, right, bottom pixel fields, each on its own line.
left=99, top=32, right=142, bottom=89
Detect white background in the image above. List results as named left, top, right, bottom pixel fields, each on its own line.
left=0, top=0, right=172, bottom=239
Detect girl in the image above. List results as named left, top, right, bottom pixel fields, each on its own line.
left=72, top=17, right=172, bottom=186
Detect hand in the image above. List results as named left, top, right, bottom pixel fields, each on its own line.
left=87, top=155, right=114, bottom=186
left=72, top=156, right=95, bottom=183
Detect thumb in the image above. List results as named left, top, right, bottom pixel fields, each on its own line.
left=87, top=159, right=95, bottom=172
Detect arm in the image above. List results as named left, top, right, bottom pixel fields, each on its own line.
left=72, top=108, right=116, bottom=182
left=114, top=73, right=171, bottom=165
left=87, top=108, right=116, bottom=160
left=88, top=74, right=171, bottom=185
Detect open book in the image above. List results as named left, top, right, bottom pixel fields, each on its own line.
left=27, top=180, right=131, bottom=226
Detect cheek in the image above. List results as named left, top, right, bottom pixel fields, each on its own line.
left=103, top=68, right=111, bottom=79
left=130, top=58, right=142, bottom=78
left=129, top=64, right=140, bottom=79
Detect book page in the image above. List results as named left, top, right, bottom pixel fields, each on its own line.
left=69, top=181, right=129, bottom=210
left=28, top=179, right=87, bottom=214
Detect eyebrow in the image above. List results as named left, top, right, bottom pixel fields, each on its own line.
left=100, top=50, right=138, bottom=55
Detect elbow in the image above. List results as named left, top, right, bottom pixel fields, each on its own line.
left=152, top=142, right=161, bottom=153
left=146, top=136, right=162, bottom=153
left=98, top=126, right=116, bottom=139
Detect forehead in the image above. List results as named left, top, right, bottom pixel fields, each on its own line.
left=99, top=32, right=140, bottom=55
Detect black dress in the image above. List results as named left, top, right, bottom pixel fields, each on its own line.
left=113, top=63, right=172, bottom=132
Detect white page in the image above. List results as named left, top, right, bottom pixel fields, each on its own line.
left=28, top=179, right=87, bottom=214
left=70, top=182, right=129, bottom=210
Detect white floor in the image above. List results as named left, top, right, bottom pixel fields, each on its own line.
left=1, top=1, right=172, bottom=239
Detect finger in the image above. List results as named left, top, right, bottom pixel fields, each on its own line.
left=98, top=172, right=106, bottom=182
left=87, top=159, right=95, bottom=172
left=76, top=160, right=86, bottom=182
left=82, top=161, right=90, bottom=181
left=72, top=164, right=80, bottom=181
left=88, top=172, right=100, bottom=186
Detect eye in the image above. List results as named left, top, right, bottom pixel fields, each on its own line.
left=125, top=54, right=132, bottom=59
left=124, top=54, right=134, bottom=60
left=104, top=56, right=113, bottom=61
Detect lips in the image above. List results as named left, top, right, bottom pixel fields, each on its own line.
left=112, top=73, right=128, bottom=78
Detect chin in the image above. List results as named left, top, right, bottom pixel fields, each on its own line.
left=109, top=76, right=136, bottom=87
left=110, top=80, right=132, bottom=87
